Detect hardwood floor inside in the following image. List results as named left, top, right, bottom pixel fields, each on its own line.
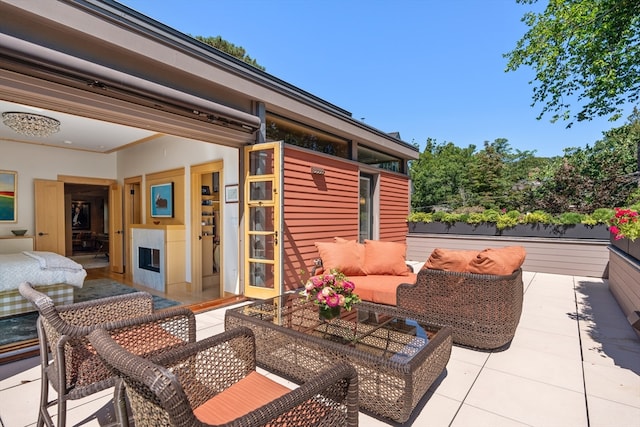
left=85, top=267, right=247, bottom=313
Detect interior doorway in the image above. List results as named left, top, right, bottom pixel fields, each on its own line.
left=64, top=183, right=109, bottom=259
left=56, top=176, right=118, bottom=270
left=191, top=161, right=223, bottom=299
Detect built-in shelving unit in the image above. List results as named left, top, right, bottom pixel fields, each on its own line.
left=201, top=174, right=220, bottom=289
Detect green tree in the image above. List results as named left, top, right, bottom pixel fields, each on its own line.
left=195, top=35, right=265, bottom=71
left=531, top=110, right=639, bottom=212
left=409, top=139, right=476, bottom=211
left=467, top=139, right=541, bottom=210
left=505, top=0, right=640, bottom=126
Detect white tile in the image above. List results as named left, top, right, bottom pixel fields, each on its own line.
left=587, top=394, right=640, bottom=427
left=452, top=404, right=531, bottom=427
left=580, top=327, right=640, bottom=370
left=465, top=368, right=588, bottom=426
left=517, top=310, right=579, bottom=338
left=433, top=358, right=483, bottom=401
left=449, top=344, right=491, bottom=366
left=583, top=362, right=640, bottom=408
left=409, top=392, right=462, bottom=427
left=509, top=324, right=582, bottom=360
left=195, top=322, right=225, bottom=340
left=484, top=346, right=584, bottom=392
left=0, top=378, right=42, bottom=426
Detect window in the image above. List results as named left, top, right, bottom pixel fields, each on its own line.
left=357, top=145, right=402, bottom=172
left=266, top=113, right=350, bottom=158
left=359, top=175, right=373, bottom=242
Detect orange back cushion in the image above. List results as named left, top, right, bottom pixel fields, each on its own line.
left=315, top=240, right=366, bottom=276
left=363, top=240, right=409, bottom=276
left=467, top=246, right=526, bottom=275
left=424, top=248, right=479, bottom=272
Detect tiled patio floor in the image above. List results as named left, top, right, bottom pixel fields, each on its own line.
left=1, top=271, right=639, bottom=426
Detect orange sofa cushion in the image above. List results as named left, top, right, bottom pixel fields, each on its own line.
left=424, top=248, right=479, bottom=272
left=353, top=273, right=417, bottom=306
left=315, top=240, right=366, bottom=276
left=363, top=240, right=410, bottom=276
left=194, top=371, right=290, bottom=424
left=467, top=246, right=526, bottom=275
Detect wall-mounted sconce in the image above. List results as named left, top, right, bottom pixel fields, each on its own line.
left=311, top=167, right=325, bottom=175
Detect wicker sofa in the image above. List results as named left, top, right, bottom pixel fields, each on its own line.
left=396, top=267, right=524, bottom=350
left=312, top=241, right=525, bottom=350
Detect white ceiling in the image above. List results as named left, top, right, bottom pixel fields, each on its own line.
left=0, top=100, right=158, bottom=153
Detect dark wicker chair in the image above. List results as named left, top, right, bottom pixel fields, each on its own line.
left=396, top=268, right=524, bottom=350
left=18, top=281, right=196, bottom=427
left=88, top=326, right=360, bottom=427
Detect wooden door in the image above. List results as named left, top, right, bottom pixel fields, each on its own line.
left=34, top=179, right=65, bottom=253
left=109, top=183, right=124, bottom=273
left=243, top=142, right=282, bottom=300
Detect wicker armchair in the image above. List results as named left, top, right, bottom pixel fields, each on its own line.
left=18, top=281, right=196, bottom=427
left=88, top=326, right=360, bottom=427
left=396, top=268, right=524, bottom=350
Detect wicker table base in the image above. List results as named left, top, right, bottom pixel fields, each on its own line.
left=225, top=295, right=452, bottom=423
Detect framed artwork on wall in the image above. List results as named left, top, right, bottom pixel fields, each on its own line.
left=151, top=182, right=174, bottom=217
left=0, top=170, right=17, bottom=222
left=71, top=201, right=91, bottom=230
left=225, top=184, right=239, bottom=203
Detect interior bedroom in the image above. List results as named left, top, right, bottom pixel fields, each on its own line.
left=65, top=183, right=110, bottom=269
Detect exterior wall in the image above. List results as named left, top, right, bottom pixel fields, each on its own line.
left=281, top=146, right=412, bottom=290
left=281, top=147, right=360, bottom=289
left=379, top=174, right=410, bottom=242
left=406, top=233, right=609, bottom=278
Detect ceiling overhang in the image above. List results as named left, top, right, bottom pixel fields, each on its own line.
left=0, top=33, right=261, bottom=147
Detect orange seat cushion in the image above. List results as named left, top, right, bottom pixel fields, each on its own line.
left=424, top=248, right=479, bottom=272
left=467, top=246, right=526, bottom=275
left=354, top=274, right=417, bottom=305
left=315, top=240, right=366, bottom=276
left=194, top=371, right=291, bottom=424
left=363, top=240, right=410, bottom=276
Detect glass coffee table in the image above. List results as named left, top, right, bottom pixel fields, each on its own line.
left=225, top=293, right=452, bottom=423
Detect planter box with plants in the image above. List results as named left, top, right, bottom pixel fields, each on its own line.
left=407, top=209, right=612, bottom=240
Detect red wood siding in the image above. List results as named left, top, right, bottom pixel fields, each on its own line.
left=281, top=146, right=411, bottom=290
left=379, top=173, right=410, bottom=242
left=282, top=147, right=359, bottom=289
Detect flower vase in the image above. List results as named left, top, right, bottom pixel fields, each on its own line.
left=319, top=306, right=341, bottom=321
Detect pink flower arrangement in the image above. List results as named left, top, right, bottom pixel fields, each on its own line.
left=608, top=207, right=640, bottom=241
left=300, top=269, right=361, bottom=311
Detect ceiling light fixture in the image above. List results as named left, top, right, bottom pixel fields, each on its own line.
left=2, top=111, right=61, bottom=137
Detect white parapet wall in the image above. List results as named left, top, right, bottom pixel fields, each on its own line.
left=407, top=233, right=610, bottom=278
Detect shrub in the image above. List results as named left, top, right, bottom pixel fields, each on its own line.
left=556, top=212, right=585, bottom=225
left=407, top=207, right=612, bottom=229
left=521, top=210, right=553, bottom=224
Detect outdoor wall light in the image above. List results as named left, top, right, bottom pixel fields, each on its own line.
left=311, top=167, right=325, bottom=175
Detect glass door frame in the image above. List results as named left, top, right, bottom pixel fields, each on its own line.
left=243, top=141, right=282, bottom=300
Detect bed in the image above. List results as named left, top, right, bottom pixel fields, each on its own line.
left=0, top=251, right=87, bottom=318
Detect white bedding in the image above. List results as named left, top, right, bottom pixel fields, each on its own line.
left=0, top=251, right=86, bottom=292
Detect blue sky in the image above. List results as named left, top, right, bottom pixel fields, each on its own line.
left=119, top=0, right=630, bottom=158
